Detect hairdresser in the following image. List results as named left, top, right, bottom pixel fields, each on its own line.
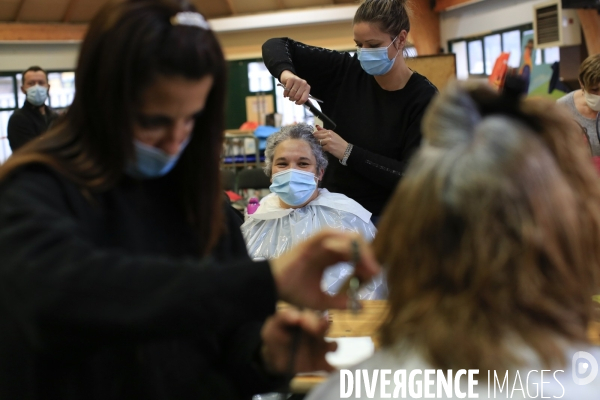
left=262, top=0, right=438, bottom=222
left=0, top=1, right=379, bottom=399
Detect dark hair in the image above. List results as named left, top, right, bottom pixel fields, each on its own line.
left=0, top=0, right=227, bottom=255
left=375, top=82, right=600, bottom=371
left=353, top=0, right=410, bottom=38
left=21, top=66, right=48, bottom=83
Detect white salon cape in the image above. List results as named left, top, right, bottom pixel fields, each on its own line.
left=241, top=189, right=386, bottom=299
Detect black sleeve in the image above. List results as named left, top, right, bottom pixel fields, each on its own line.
left=346, top=117, right=423, bottom=189
left=262, top=37, right=350, bottom=101
left=0, top=168, right=277, bottom=352
left=7, top=112, right=35, bottom=151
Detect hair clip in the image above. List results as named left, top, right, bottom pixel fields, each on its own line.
left=170, top=12, right=211, bottom=30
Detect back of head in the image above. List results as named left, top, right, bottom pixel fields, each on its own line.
left=375, top=81, right=600, bottom=371
left=353, top=0, right=410, bottom=36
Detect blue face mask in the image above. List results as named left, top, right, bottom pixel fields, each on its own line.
left=125, top=137, right=191, bottom=179
left=270, top=169, right=318, bottom=207
left=357, top=36, right=399, bottom=76
left=26, top=85, right=48, bottom=107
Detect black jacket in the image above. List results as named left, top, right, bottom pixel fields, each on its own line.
left=0, top=164, right=286, bottom=399
left=7, top=101, right=58, bottom=151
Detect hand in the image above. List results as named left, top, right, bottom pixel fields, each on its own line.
left=270, top=229, right=380, bottom=310
left=260, top=308, right=336, bottom=375
left=280, top=70, right=310, bottom=105
left=313, top=125, right=348, bottom=160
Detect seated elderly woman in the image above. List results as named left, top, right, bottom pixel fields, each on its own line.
left=241, top=123, right=384, bottom=298
left=308, top=81, right=600, bottom=399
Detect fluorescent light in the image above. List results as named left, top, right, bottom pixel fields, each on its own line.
left=209, top=5, right=359, bottom=32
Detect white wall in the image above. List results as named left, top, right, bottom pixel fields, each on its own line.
left=0, top=43, right=80, bottom=72
left=440, top=0, right=551, bottom=51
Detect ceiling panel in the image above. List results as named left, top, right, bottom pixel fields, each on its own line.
left=67, top=0, right=112, bottom=23
left=191, top=0, right=231, bottom=19
left=232, top=0, right=280, bottom=15
left=282, top=0, right=334, bottom=8
left=0, top=0, right=20, bottom=21
left=15, top=0, right=70, bottom=22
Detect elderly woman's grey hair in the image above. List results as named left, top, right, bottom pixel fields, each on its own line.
left=263, top=123, right=329, bottom=177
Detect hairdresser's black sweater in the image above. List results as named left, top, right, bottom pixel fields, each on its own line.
left=0, top=164, right=284, bottom=400
left=263, top=38, right=438, bottom=216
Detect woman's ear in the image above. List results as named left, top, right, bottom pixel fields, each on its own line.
left=317, top=169, right=325, bottom=181
left=397, top=30, right=408, bottom=50
left=579, top=79, right=585, bottom=92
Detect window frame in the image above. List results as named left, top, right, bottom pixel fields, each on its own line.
left=447, top=23, right=558, bottom=79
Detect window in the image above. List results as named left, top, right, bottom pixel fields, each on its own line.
left=247, top=62, right=274, bottom=93
left=502, top=30, right=522, bottom=68
left=453, top=41, right=469, bottom=80
left=468, top=40, right=484, bottom=75
left=448, top=24, right=558, bottom=80
left=484, top=34, right=502, bottom=75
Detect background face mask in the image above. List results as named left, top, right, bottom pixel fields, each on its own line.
left=26, top=85, right=48, bottom=107
left=269, top=169, right=317, bottom=206
left=126, top=137, right=190, bottom=179
left=584, top=91, right=600, bottom=112
left=357, top=37, right=399, bottom=76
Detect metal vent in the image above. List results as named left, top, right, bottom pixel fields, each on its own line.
left=536, top=4, right=560, bottom=45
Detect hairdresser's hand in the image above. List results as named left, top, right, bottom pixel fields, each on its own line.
left=270, top=229, right=380, bottom=310
left=280, top=70, right=311, bottom=105
left=261, top=308, right=336, bottom=375
left=313, top=125, right=348, bottom=160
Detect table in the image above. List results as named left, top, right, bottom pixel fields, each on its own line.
left=290, top=300, right=600, bottom=394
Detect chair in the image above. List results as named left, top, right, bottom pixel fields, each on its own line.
left=220, top=168, right=236, bottom=191
left=236, top=168, right=271, bottom=193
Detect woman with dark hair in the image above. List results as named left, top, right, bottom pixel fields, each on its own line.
left=308, top=82, right=600, bottom=399
left=0, top=1, right=379, bottom=399
left=262, top=0, right=437, bottom=221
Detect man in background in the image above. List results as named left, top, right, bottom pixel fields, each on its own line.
left=7, top=66, right=58, bottom=151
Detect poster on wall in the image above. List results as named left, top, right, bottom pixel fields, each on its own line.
left=520, top=32, right=564, bottom=100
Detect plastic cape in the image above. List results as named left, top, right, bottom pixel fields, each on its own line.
left=241, top=189, right=386, bottom=299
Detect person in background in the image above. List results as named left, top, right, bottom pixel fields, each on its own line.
left=241, top=123, right=385, bottom=298
left=7, top=66, right=58, bottom=151
left=557, top=53, right=600, bottom=156
left=262, top=0, right=437, bottom=222
left=308, top=82, right=600, bottom=399
left=0, top=1, right=379, bottom=399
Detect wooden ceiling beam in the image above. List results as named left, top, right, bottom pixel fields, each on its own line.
left=14, top=0, right=28, bottom=22
left=224, top=0, right=236, bottom=15
left=275, top=0, right=285, bottom=10
left=62, top=0, right=81, bottom=23
left=0, top=23, right=87, bottom=41
left=577, top=9, right=600, bottom=56
left=434, top=0, right=484, bottom=12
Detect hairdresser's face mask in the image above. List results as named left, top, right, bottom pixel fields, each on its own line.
left=26, top=85, right=48, bottom=107
left=270, top=169, right=318, bottom=207
left=584, top=90, right=600, bottom=112
left=357, top=36, right=399, bottom=76
left=125, top=137, right=191, bottom=179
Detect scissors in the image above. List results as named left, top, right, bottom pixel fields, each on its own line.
left=277, top=83, right=337, bottom=129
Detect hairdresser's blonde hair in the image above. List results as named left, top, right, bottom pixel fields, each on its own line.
left=579, top=53, right=600, bottom=90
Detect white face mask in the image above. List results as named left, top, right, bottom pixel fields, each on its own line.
left=584, top=91, right=600, bottom=112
